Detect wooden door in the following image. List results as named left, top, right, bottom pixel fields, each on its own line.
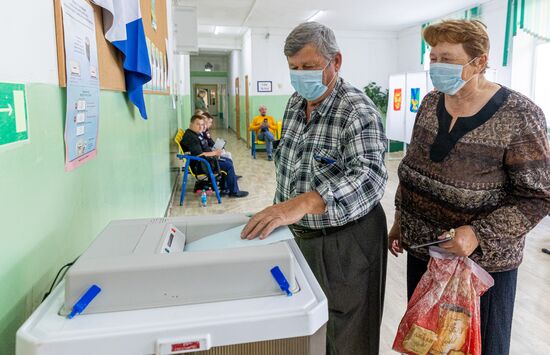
left=235, top=77, right=240, bottom=140
left=245, top=75, right=250, bottom=147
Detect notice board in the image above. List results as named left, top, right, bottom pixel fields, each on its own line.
left=53, top=0, right=169, bottom=94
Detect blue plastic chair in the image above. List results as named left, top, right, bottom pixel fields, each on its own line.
left=176, top=154, right=222, bottom=206
left=251, top=121, right=282, bottom=159
left=174, top=129, right=222, bottom=206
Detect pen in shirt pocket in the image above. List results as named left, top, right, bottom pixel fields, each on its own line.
left=314, top=154, right=337, bottom=165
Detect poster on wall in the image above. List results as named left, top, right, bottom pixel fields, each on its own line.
left=61, top=0, right=100, bottom=171
left=0, top=82, right=29, bottom=149
left=385, top=74, right=406, bottom=142
left=257, top=81, right=272, bottom=93
left=404, top=72, right=428, bottom=144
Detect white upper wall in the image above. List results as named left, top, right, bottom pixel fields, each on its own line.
left=336, top=31, right=398, bottom=92
left=250, top=30, right=292, bottom=96
left=480, top=0, right=511, bottom=86
left=249, top=28, right=399, bottom=96
left=189, top=54, right=229, bottom=72
left=240, top=29, right=253, bottom=93
left=175, top=54, right=191, bottom=95
left=0, top=1, right=180, bottom=89
left=0, top=1, right=59, bottom=84
left=395, top=0, right=511, bottom=86
left=228, top=49, right=241, bottom=96
left=396, top=26, right=425, bottom=74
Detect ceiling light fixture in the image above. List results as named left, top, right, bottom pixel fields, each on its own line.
left=214, top=26, right=220, bottom=35
left=306, top=10, right=324, bottom=22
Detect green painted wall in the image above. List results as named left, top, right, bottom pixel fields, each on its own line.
left=177, top=94, right=192, bottom=129
left=239, top=95, right=246, bottom=139
left=225, top=94, right=291, bottom=141
left=228, top=95, right=235, bottom=131
left=0, top=84, right=179, bottom=355
left=249, top=95, right=290, bottom=123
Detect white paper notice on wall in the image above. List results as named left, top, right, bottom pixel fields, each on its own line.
left=70, top=61, right=80, bottom=75
left=76, top=125, right=85, bottom=136
left=386, top=74, right=407, bottom=143
left=76, top=112, right=86, bottom=123
left=76, top=100, right=86, bottom=111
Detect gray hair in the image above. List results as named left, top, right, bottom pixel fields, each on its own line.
left=284, top=22, right=340, bottom=62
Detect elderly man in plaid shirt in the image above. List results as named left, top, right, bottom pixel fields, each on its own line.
left=242, top=22, right=388, bottom=355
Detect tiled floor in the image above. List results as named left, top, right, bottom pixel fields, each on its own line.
left=169, top=128, right=550, bottom=354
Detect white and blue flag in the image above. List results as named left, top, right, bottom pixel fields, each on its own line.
left=92, top=0, right=152, bottom=119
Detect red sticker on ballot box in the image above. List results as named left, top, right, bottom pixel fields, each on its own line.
left=171, top=341, right=200, bottom=352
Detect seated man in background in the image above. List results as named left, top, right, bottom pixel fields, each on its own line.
left=180, top=115, right=248, bottom=198
left=249, top=105, right=278, bottom=161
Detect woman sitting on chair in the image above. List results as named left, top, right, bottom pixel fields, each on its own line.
left=180, top=115, right=248, bottom=198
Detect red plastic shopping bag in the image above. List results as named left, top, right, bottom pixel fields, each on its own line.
left=392, top=247, right=494, bottom=355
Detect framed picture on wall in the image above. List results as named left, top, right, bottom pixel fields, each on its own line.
left=257, top=81, right=272, bottom=92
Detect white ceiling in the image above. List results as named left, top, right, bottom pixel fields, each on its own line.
left=190, top=0, right=491, bottom=37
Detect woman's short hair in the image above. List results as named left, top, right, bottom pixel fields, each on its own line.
left=423, top=19, right=490, bottom=61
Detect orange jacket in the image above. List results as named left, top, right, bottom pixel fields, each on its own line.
left=249, top=115, right=278, bottom=136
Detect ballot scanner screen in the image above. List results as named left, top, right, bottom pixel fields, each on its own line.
left=158, top=224, right=186, bottom=253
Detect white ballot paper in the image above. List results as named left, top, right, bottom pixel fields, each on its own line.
left=213, top=138, right=226, bottom=150
left=185, top=224, right=294, bottom=252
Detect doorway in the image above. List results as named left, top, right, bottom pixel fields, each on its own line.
left=194, top=84, right=219, bottom=116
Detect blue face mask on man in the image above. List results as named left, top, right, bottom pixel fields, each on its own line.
left=289, top=60, right=337, bottom=101
left=429, top=57, right=478, bottom=95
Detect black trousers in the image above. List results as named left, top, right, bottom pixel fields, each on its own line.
left=294, top=204, right=388, bottom=355
left=407, top=253, right=518, bottom=355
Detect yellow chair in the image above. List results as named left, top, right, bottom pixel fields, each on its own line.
left=251, top=121, right=282, bottom=159
left=174, top=128, right=224, bottom=205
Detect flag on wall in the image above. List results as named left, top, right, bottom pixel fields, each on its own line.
left=92, top=0, right=152, bottom=119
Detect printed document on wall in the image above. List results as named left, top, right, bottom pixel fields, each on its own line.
left=61, top=0, right=100, bottom=171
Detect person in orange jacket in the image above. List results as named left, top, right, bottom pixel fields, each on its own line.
left=249, top=105, right=278, bottom=160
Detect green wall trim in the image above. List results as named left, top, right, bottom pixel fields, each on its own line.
left=190, top=71, right=228, bottom=78
left=0, top=84, right=179, bottom=355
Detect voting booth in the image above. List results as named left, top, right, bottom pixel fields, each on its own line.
left=16, top=214, right=328, bottom=355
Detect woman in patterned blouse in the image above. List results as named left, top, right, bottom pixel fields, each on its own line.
left=388, top=19, right=550, bottom=355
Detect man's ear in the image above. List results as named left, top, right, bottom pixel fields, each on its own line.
left=333, top=52, right=342, bottom=72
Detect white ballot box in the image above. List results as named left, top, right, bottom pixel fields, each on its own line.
left=16, top=214, right=328, bottom=355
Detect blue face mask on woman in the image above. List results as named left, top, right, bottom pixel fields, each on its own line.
left=289, top=60, right=336, bottom=101
left=429, top=57, right=478, bottom=95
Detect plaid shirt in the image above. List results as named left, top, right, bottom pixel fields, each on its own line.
left=274, top=78, right=388, bottom=229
